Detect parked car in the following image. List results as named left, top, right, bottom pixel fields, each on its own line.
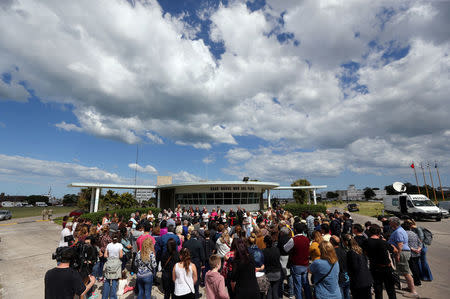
left=69, top=209, right=86, bottom=217
left=437, top=201, right=450, bottom=212
left=439, top=207, right=449, bottom=218
left=0, top=210, right=12, bottom=221
left=347, top=203, right=359, bottom=212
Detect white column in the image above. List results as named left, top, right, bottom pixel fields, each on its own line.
left=94, top=188, right=100, bottom=212
left=157, top=189, right=160, bottom=208
left=313, top=189, right=317, bottom=205
left=267, top=189, right=271, bottom=208
left=90, top=188, right=95, bottom=213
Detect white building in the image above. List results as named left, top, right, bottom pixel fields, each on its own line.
left=347, top=185, right=364, bottom=201
left=373, top=189, right=387, bottom=198
left=135, top=189, right=154, bottom=203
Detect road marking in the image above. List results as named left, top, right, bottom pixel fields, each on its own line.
left=36, top=220, right=50, bottom=222
left=0, top=223, right=18, bottom=226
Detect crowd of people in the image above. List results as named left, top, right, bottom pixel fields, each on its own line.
left=45, top=205, right=434, bottom=299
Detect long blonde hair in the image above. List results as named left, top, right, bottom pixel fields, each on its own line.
left=346, top=235, right=363, bottom=255
left=141, top=238, right=154, bottom=262
left=312, top=230, right=323, bottom=243
left=220, top=230, right=230, bottom=244
left=319, top=241, right=338, bottom=264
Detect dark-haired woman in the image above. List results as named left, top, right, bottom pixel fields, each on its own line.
left=263, top=235, right=282, bottom=299
left=345, top=235, right=372, bottom=299
left=231, top=238, right=260, bottom=299
left=102, top=233, right=123, bottom=299
left=162, top=239, right=180, bottom=299
left=173, top=248, right=197, bottom=299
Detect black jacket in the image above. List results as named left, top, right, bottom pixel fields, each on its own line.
left=183, top=238, right=205, bottom=266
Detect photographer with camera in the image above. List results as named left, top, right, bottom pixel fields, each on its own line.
left=45, top=246, right=95, bottom=299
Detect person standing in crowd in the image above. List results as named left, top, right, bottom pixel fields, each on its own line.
left=135, top=238, right=157, bottom=299
left=345, top=235, right=372, bottom=299
left=388, top=217, right=418, bottom=298
left=102, top=233, right=123, bottom=299
left=231, top=238, right=259, bottom=299
left=173, top=248, right=197, bottom=299
left=402, top=220, right=422, bottom=287
left=183, top=230, right=205, bottom=298
left=341, top=213, right=353, bottom=236
left=330, top=236, right=350, bottom=299
left=352, top=224, right=367, bottom=248
left=205, top=254, right=229, bottom=299
left=263, top=235, right=282, bottom=299
left=321, top=223, right=331, bottom=241
left=410, top=220, right=433, bottom=281
left=162, top=239, right=180, bottom=299
left=158, top=225, right=181, bottom=255
left=284, top=222, right=312, bottom=299
left=364, top=224, right=397, bottom=299
left=305, top=212, right=315, bottom=237
left=309, top=241, right=342, bottom=299
left=216, top=230, right=231, bottom=258
left=59, top=222, right=73, bottom=247
left=330, top=214, right=342, bottom=237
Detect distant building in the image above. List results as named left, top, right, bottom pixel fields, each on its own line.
left=135, top=189, right=154, bottom=203
left=373, top=189, right=386, bottom=198
left=347, top=185, right=364, bottom=201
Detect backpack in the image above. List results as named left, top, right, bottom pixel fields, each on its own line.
left=422, top=228, right=433, bottom=246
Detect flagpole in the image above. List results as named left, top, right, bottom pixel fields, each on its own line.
left=436, top=162, right=445, bottom=201
left=411, top=162, right=421, bottom=194
left=427, top=163, right=437, bottom=204
left=421, top=163, right=430, bottom=199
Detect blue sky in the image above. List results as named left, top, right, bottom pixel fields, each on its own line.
left=0, top=0, right=449, bottom=197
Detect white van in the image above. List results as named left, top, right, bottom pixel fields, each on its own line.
left=35, top=202, right=48, bottom=207
left=383, top=194, right=442, bottom=221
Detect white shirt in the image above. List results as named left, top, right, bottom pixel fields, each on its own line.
left=59, top=228, right=72, bottom=247
left=174, top=263, right=195, bottom=296
left=106, top=242, right=123, bottom=258
left=202, top=212, right=210, bottom=222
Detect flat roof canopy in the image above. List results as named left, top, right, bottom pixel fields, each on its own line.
left=156, top=181, right=280, bottom=189
left=68, top=183, right=156, bottom=189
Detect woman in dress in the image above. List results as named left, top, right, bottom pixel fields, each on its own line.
left=173, top=248, right=197, bottom=299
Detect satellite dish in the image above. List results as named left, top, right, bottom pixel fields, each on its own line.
left=393, top=182, right=407, bottom=193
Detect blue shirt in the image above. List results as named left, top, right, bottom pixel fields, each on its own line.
left=310, top=259, right=342, bottom=299
left=248, top=245, right=264, bottom=267
left=388, top=226, right=410, bottom=251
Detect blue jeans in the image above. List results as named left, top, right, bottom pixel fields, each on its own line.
left=137, top=274, right=153, bottom=299
left=339, top=280, right=351, bottom=299
left=418, top=245, right=433, bottom=281
left=279, top=271, right=294, bottom=297
left=291, top=265, right=312, bottom=299
left=102, top=279, right=118, bottom=299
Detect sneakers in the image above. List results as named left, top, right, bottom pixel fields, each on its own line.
left=405, top=292, right=419, bottom=298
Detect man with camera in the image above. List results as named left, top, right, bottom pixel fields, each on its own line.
left=45, top=246, right=96, bottom=299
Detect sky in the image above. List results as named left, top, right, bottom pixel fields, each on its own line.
left=0, top=0, right=449, bottom=197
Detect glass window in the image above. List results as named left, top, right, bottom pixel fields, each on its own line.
left=207, top=193, right=214, bottom=199
left=224, top=192, right=232, bottom=199
left=192, top=193, right=198, bottom=199
left=241, top=192, right=248, bottom=198
left=241, top=196, right=248, bottom=204
left=392, top=198, right=398, bottom=206
left=224, top=197, right=231, bottom=205
left=233, top=193, right=240, bottom=204
left=207, top=198, right=214, bottom=205
left=215, top=198, right=223, bottom=205
left=188, top=199, right=193, bottom=205
left=412, top=200, right=435, bottom=207
left=199, top=193, right=206, bottom=205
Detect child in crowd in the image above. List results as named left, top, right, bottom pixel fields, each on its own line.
left=116, top=270, right=134, bottom=298
left=205, top=254, right=229, bottom=299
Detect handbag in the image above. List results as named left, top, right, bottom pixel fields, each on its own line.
left=256, top=274, right=270, bottom=295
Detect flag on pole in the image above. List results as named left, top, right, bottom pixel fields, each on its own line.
left=410, top=163, right=415, bottom=168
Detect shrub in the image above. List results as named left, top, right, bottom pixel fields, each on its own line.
left=284, top=203, right=327, bottom=217
left=81, top=207, right=160, bottom=224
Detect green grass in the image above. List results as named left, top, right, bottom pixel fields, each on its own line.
left=325, top=201, right=385, bottom=217
left=2, top=206, right=74, bottom=219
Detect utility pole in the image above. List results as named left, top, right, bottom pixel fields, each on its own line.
left=420, top=163, right=430, bottom=199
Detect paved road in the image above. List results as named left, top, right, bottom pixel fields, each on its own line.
left=1, top=214, right=449, bottom=299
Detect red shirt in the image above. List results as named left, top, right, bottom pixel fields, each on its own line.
left=291, top=235, right=310, bottom=266
left=136, top=234, right=156, bottom=251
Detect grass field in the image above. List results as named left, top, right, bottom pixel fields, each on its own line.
left=1, top=206, right=74, bottom=219
left=325, top=201, right=386, bottom=217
